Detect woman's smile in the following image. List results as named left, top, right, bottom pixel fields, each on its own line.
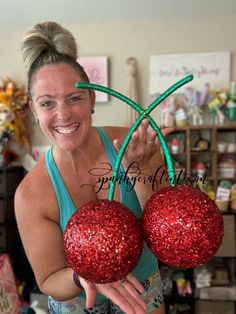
left=54, top=122, right=80, bottom=135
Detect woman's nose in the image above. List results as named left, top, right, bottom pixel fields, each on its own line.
left=57, top=104, right=71, bottom=121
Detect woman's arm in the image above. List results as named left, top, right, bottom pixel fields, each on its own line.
left=15, top=166, right=147, bottom=314
left=14, top=174, right=82, bottom=300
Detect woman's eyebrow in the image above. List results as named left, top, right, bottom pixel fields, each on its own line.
left=35, top=94, right=53, bottom=101
left=66, top=91, right=87, bottom=97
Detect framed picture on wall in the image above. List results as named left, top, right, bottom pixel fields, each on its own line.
left=77, top=56, right=109, bottom=102
left=149, top=51, right=230, bottom=95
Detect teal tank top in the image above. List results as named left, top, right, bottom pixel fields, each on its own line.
left=45, top=127, right=158, bottom=298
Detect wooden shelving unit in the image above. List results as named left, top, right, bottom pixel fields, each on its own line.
left=164, top=123, right=236, bottom=314
left=167, top=124, right=236, bottom=191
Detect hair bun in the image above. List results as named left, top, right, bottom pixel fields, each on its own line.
left=22, top=21, right=78, bottom=73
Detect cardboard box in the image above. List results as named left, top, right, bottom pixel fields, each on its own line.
left=215, top=215, right=236, bottom=257
left=199, top=286, right=236, bottom=301
left=195, top=300, right=235, bottom=314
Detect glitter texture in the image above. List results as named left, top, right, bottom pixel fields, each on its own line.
left=142, top=185, right=224, bottom=268
left=64, top=199, right=143, bottom=283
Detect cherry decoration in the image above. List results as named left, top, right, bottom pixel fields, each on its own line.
left=142, top=185, right=223, bottom=268
left=64, top=74, right=222, bottom=284
left=64, top=199, right=143, bottom=283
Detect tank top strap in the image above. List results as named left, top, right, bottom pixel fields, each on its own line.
left=45, top=147, right=76, bottom=232
left=95, top=127, right=143, bottom=218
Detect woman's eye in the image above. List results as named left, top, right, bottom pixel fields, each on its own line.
left=68, top=96, right=81, bottom=104
left=41, top=101, right=53, bottom=108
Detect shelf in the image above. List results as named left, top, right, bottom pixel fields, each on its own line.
left=164, top=294, right=195, bottom=304
left=168, top=124, right=236, bottom=190
left=217, top=177, right=236, bottom=181
left=217, top=152, right=236, bottom=156
left=216, top=125, right=236, bottom=131
left=0, top=192, right=18, bottom=198
left=172, top=153, right=186, bottom=156
left=0, top=164, right=23, bottom=171
left=190, top=151, right=213, bottom=154
left=221, top=211, right=236, bottom=215
left=172, top=124, right=236, bottom=131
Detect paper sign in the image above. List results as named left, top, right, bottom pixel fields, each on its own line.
left=149, top=52, right=230, bottom=95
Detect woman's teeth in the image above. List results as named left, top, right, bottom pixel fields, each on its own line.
left=55, top=123, right=79, bottom=134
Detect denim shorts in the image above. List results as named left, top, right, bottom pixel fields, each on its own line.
left=48, top=271, right=164, bottom=314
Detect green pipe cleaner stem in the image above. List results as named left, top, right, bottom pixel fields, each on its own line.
left=76, top=74, right=193, bottom=201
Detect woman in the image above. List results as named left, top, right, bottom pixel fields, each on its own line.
left=15, top=21, right=171, bottom=314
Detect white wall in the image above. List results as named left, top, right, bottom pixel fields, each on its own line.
left=1, top=15, right=236, bottom=145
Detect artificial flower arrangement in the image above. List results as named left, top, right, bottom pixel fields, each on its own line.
left=161, top=82, right=236, bottom=127
left=186, top=82, right=236, bottom=125
left=0, top=78, right=31, bottom=164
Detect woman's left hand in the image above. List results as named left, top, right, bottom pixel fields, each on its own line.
left=113, top=118, right=173, bottom=170
left=80, top=273, right=147, bottom=314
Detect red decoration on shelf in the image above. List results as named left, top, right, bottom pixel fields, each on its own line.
left=142, top=185, right=224, bottom=268
left=64, top=199, right=143, bottom=283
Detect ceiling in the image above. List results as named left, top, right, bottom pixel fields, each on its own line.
left=1, top=0, right=236, bottom=29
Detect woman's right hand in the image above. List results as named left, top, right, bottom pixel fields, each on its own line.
left=79, top=273, right=147, bottom=314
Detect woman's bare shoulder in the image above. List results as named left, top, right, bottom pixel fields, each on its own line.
left=15, top=157, right=55, bottom=218
left=16, top=158, right=48, bottom=194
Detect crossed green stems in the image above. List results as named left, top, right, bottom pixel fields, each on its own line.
left=75, top=75, right=193, bottom=201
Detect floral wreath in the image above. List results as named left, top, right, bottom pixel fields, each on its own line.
left=0, top=78, right=31, bottom=160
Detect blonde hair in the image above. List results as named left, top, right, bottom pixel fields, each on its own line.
left=21, top=21, right=89, bottom=98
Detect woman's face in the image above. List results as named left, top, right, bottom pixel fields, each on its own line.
left=30, top=63, right=95, bottom=151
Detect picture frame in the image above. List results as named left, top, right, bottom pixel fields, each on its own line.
left=77, top=56, right=109, bottom=102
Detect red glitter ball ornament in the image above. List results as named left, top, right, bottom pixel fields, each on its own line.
left=64, top=199, right=143, bottom=283
left=142, top=185, right=224, bottom=268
